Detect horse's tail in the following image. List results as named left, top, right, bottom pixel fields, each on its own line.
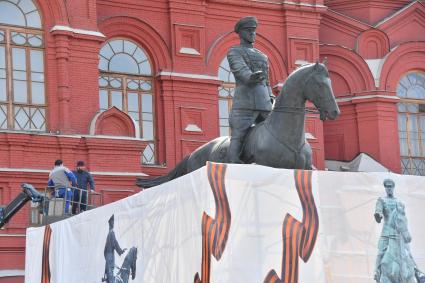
left=136, top=156, right=190, bottom=189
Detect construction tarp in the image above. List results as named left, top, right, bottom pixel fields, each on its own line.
left=325, top=153, right=390, bottom=172
left=25, top=163, right=425, bottom=283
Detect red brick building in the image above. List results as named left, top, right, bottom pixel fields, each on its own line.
left=1, top=0, right=425, bottom=281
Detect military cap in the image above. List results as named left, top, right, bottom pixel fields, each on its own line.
left=383, top=178, right=395, bottom=188
left=234, top=16, right=258, bottom=33
left=108, top=214, right=114, bottom=226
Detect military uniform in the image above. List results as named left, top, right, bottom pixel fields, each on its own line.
left=375, top=196, right=409, bottom=240
left=227, top=16, right=274, bottom=163
left=103, top=215, right=125, bottom=283
left=374, top=179, right=417, bottom=283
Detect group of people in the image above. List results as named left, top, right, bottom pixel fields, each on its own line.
left=47, top=159, right=95, bottom=214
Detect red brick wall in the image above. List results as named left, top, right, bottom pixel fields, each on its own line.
left=2, top=0, right=424, bottom=275
left=320, top=1, right=425, bottom=173
left=0, top=277, right=24, bottom=283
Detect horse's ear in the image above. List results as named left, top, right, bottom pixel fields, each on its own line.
left=314, top=60, right=320, bottom=70
left=323, top=57, right=328, bottom=67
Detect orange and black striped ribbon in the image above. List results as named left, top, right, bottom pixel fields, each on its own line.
left=263, top=170, right=319, bottom=283
left=41, top=224, right=52, bottom=283
left=194, top=162, right=230, bottom=283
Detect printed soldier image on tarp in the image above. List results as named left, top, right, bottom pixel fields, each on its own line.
left=374, top=179, right=425, bottom=283
left=102, top=214, right=137, bottom=283
left=25, top=164, right=425, bottom=283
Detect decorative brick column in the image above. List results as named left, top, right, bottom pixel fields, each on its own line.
left=354, top=94, right=401, bottom=172
left=51, top=32, right=71, bottom=132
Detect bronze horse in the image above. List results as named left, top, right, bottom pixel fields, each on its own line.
left=137, top=62, right=340, bottom=188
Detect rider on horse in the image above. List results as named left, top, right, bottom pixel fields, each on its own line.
left=374, top=179, right=425, bottom=283
left=103, top=214, right=127, bottom=283
left=227, top=16, right=275, bottom=163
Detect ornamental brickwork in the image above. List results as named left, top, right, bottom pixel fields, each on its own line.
left=1, top=0, right=425, bottom=281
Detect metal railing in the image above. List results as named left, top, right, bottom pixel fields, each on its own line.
left=30, top=185, right=101, bottom=226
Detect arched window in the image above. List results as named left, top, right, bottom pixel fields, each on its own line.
left=0, top=0, right=45, bottom=131
left=397, top=71, right=425, bottom=175
left=98, top=39, right=155, bottom=164
left=217, top=57, right=235, bottom=136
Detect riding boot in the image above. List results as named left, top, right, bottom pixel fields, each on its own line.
left=228, top=139, right=243, bottom=164
left=374, top=250, right=384, bottom=282
left=416, top=267, right=425, bottom=283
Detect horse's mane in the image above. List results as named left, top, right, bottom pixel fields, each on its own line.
left=274, top=63, right=328, bottom=106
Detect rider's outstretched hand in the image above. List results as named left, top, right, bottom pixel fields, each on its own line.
left=249, top=71, right=265, bottom=85
left=120, top=248, right=127, bottom=256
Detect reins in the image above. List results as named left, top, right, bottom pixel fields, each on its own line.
left=272, top=105, right=319, bottom=114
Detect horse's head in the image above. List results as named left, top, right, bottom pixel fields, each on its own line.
left=129, top=247, right=137, bottom=280
left=303, top=61, right=340, bottom=121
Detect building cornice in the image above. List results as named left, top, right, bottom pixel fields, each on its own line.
left=0, top=130, right=148, bottom=141
left=336, top=94, right=400, bottom=103
left=325, top=0, right=412, bottom=10
left=0, top=168, right=148, bottom=177
left=158, top=71, right=221, bottom=81
left=91, top=171, right=148, bottom=177
left=50, top=25, right=106, bottom=38
left=0, top=269, right=24, bottom=277
left=324, top=9, right=373, bottom=30
left=375, top=0, right=422, bottom=27
left=249, top=0, right=326, bottom=8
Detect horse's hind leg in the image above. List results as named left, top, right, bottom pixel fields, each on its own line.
left=300, top=143, right=313, bottom=169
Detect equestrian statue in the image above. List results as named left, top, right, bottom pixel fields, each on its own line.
left=102, top=214, right=138, bottom=283
left=137, top=16, right=340, bottom=189
left=374, top=179, right=425, bottom=283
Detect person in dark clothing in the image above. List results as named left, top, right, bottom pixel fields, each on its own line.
left=72, top=160, right=95, bottom=214
left=102, top=215, right=126, bottom=283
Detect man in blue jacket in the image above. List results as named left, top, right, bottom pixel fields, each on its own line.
left=48, top=159, right=77, bottom=214
left=72, top=160, right=95, bottom=214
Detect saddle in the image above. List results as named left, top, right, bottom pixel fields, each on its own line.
left=218, top=124, right=260, bottom=164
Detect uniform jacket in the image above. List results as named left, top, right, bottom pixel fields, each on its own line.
left=227, top=45, right=273, bottom=111
left=375, top=197, right=408, bottom=237
left=104, top=230, right=124, bottom=257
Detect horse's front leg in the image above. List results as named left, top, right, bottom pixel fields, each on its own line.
left=299, top=142, right=312, bottom=169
